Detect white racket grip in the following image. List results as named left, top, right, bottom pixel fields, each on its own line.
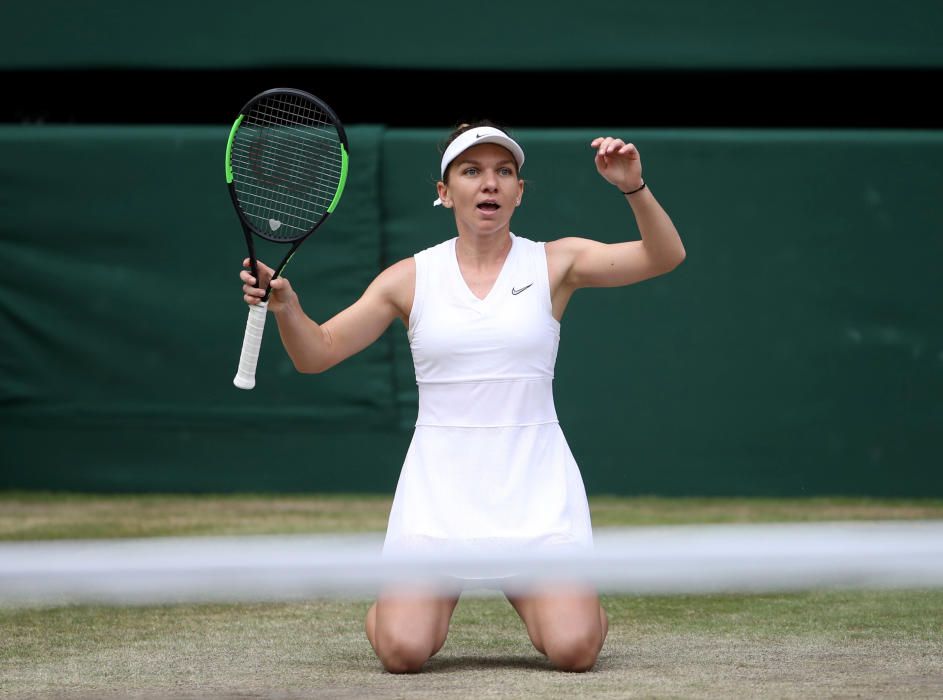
left=233, top=301, right=268, bottom=390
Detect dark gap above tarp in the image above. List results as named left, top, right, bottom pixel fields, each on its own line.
left=2, top=68, right=940, bottom=129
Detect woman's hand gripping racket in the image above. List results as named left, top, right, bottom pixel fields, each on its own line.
left=225, top=88, right=349, bottom=389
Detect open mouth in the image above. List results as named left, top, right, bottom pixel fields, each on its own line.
left=477, top=201, right=500, bottom=211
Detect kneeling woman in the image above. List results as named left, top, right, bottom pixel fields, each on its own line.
left=239, top=122, right=685, bottom=672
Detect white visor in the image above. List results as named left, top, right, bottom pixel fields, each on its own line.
left=433, top=127, right=525, bottom=206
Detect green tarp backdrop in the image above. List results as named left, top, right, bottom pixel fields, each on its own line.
left=1, top=0, right=941, bottom=494
left=2, top=1, right=942, bottom=69
left=1, top=126, right=941, bottom=495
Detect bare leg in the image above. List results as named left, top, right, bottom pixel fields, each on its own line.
left=365, top=587, right=460, bottom=673
left=506, top=585, right=608, bottom=672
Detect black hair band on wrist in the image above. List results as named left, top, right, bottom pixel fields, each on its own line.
left=622, top=181, right=646, bottom=195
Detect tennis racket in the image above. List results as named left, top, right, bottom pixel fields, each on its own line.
left=226, top=88, right=349, bottom=390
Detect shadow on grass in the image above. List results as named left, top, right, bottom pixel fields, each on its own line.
left=423, top=654, right=553, bottom=673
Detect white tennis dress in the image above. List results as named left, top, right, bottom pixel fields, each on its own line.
left=383, top=233, right=593, bottom=565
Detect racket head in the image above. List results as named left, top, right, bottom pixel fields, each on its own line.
left=225, top=88, right=349, bottom=244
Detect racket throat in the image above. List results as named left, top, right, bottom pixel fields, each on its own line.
left=260, top=243, right=301, bottom=302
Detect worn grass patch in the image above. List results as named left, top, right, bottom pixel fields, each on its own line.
left=2, top=493, right=942, bottom=698
left=1, top=591, right=941, bottom=699
left=3, top=492, right=941, bottom=541
left=0, top=492, right=394, bottom=540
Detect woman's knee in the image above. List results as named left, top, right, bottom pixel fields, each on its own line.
left=543, top=625, right=603, bottom=672
left=368, top=593, right=457, bottom=673
left=375, top=630, right=434, bottom=673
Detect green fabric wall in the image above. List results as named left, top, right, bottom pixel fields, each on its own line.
left=3, top=1, right=941, bottom=69
left=0, top=125, right=406, bottom=492
left=1, top=126, right=941, bottom=495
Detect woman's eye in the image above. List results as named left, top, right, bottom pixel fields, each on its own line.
left=464, top=167, right=478, bottom=176
left=499, top=168, right=513, bottom=176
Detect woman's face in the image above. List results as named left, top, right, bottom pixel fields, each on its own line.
left=437, top=143, right=523, bottom=233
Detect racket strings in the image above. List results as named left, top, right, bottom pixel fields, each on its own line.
left=244, top=94, right=342, bottom=180
left=230, top=92, right=344, bottom=241
left=235, top=97, right=340, bottom=229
